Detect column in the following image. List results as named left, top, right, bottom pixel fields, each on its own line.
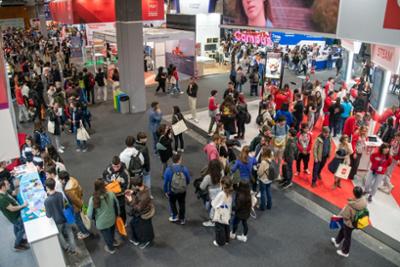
left=36, top=3, right=48, bottom=38
left=115, top=0, right=146, bottom=113
left=345, top=51, right=354, bottom=84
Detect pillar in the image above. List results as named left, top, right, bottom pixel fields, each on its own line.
left=345, top=50, right=354, bottom=85
left=36, top=3, right=48, bottom=38
left=115, top=0, right=146, bottom=113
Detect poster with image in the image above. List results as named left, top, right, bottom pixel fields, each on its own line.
left=265, top=52, right=282, bottom=79
left=223, top=0, right=340, bottom=34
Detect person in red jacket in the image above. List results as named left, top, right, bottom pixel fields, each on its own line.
left=364, top=143, right=392, bottom=202
left=274, top=84, right=292, bottom=111
left=208, top=90, right=219, bottom=135
left=15, top=83, right=30, bottom=123
left=380, top=132, right=400, bottom=193
left=296, top=123, right=312, bottom=175
left=342, top=113, right=363, bottom=139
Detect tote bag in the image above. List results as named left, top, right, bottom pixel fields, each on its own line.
left=172, top=120, right=188, bottom=136
left=335, top=163, right=352, bottom=179
left=77, top=126, right=90, bottom=141
left=80, top=211, right=91, bottom=230
left=115, top=216, right=127, bottom=236
left=47, top=120, right=55, bottom=134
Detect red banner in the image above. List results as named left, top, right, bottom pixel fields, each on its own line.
left=0, top=43, right=8, bottom=109
left=142, top=0, right=164, bottom=21
left=50, top=0, right=164, bottom=24
left=383, top=0, right=400, bottom=30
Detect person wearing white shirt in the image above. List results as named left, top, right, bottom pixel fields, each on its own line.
left=21, top=82, right=30, bottom=98
left=119, top=136, right=145, bottom=173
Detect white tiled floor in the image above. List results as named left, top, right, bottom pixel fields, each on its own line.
left=186, top=99, right=400, bottom=243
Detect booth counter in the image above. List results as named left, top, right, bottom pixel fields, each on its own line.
left=15, top=164, right=66, bottom=267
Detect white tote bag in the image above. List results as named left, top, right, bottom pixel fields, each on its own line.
left=172, top=120, right=188, bottom=136
left=213, top=203, right=231, bottom=225
left=335, top=163, right=352, bottom=179
left=77, top=126, right=90, bottom=141
left=47, top=120, right=55, bottom=134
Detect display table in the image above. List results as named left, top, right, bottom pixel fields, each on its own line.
left=196, top=56, right=216, bottom=76
left=358, top=135, right=383, bottom=172
left=15, top=164, right=66, bottom=267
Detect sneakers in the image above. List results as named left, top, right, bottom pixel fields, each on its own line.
left=82, top=148, right=88, bottom=153
left=304, top=170, right=311, bottom=174
left=202, top=220, right=215, bottom=227
left=169, top=216, right=179, bottom=222
left=60, top=145, right=65, bottom=150
left=213, top=240, right=219, bottom=247
left=282, top=182, right=293, bottom=190
left=311, top=182, right=317, bottom=188
left=295, top=172, right=300, bottom=176
left=331, top=237, right=340, bottom=248
left=77, top=232, right=90, bottom=240
left=139, top=241, right=151, bottom=249
left=229, top=232, right=236, bottom=240
left=14, top=244, right=29, bottom=252
left=57, top=148, right=64, bottom=154
left=179, top=91, right=184, bottom=95
left=76, top=148, right=81, bottom=152
left=179, top=219, right=186, bottom=225
left=129, top=239, right=139, bottom=246
left=104, top=245, right=116, bottom=254
left=113, top=240, right=121, bottom=247
left=208, top=133, right=213, bottom=137
left=336, top=250, right=349, bottom=258
left=236, top=235, right=247, bottom=242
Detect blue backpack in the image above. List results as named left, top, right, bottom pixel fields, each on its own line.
left=39, top=132, right=52, bottom=150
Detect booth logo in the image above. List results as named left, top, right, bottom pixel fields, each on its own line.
left=234, top=31, right=273, bottom=47
left=383, top=0, right=400, bottom=30
left=377, top=47, right=393, bottom=61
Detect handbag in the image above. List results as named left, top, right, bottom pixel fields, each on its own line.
left=48, top=120, right=55, bottom=134
left=213, top=201, right=230, bottom=225
left=105, top=180, right=122, bottom=194
left=140, top=204, right=155, bottom=220
left=80, top=211, right=91, bottom=230
left=115, top=216, right=127, bottom=236
left=77, top=125, right=90, bottom=141
left=329, top=215, right=344, bottom=230
left=335, top=163, right=352, bottom=179
left=156, top=136, right=167, bottom=151
left=63, top=204, right=76, bottom=225
left=172, top=120, right=188, bottom=136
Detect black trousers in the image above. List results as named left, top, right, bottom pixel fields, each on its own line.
left=348, top=153, right=361, bottom=180
left=336, top=224, right=354, bottom=254
left=156, top=81, right=166, bottom=93
left=236, top=119, right=245, bottom=138
left=117, top=195, right=126, bottom=223
left=130, top=215, right=154, bottom=244
left=174, top=133, right=184, bottom=151
left=86, top=87, right=95, bottom=104
left=215, top=222, right=230, bottom=246
left=297, top=153, right=310, bottom=172
left=168, top=192, right=186, bottom=220
left=232, top=216, right=248, bottom=236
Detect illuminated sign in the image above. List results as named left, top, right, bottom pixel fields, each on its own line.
left=233, top=31, right=273, bottom=47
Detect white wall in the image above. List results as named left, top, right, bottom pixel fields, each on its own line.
left=196, top=13, right=221, bottom=56
left=337, top=0, right=400, bottom=47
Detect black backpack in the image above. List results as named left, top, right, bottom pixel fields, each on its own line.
left=267, top=160, right=279, bottom=181
left=128, top=152, right=143, bottom=177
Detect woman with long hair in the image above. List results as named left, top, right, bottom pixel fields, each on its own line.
left=157, top=124, right=173, bottom=174
left=236, top=93, right=248, bottom=139
left=231, top=181, right=252, bottom=242
left=231, top=146, right=257, bottom=189
left=200, top=159, right=223, bottom=227
left=219, top=95, right=237, bottom=139
left=45, top=144, right=64, bottom=164
left=348, top=126, right=368, bottom=180
left=87, top=178, right=120, bottom=254
left=328, top=135, right=353, bottom=189
left=171, top=106, right=185, bottom=153
left=237, top=0, right=273, bottom=27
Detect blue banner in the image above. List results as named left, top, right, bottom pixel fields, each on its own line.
left=271, top=32, right=327, bottom=46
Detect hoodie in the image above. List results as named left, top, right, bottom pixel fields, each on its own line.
left=339, top=197, right=368, bottom=228
left=64, top=177, right=84, bottom=213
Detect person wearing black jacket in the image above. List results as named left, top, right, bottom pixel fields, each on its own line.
left=48, top=102, right=64, bottom=153
left=187, top=77, right=198, bottom=123
left=292, top=93, right=304, bottom=131
left=157, top=124, right=173, bottom=175
left=95, top=67, right=107, bottom=102
left=231, top=181, right=252, bottom=243
left=155, top=67, right=167, bottom=94
left=329, top=98, right=344, bottom=137
left=236, top=94, right=248, bottom=140
left=83, top=68, right=95, bottom=105
left=172, top=106, right=185, bottom=153
left=134, top=132, right=152, bottom=197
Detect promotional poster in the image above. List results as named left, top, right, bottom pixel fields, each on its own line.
left=265, top=52, right=282, bottom=79
left=223, top=0, right=340, bottom=34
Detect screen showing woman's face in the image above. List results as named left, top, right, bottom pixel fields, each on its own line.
left=242, top=0, right=264, bottom=21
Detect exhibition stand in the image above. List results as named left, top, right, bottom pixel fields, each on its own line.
left=15, top=164, right=65, bottom=267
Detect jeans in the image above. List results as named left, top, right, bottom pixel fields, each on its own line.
left=297, top=153, right=310, bottom=172
left=215, top=222, right=230, bottom=246
left=208, top=115, right=216, bottom=134
left=76, top=138, right=87, bottom=150
left=336, top=224, right=354, bottom=254
left=96, top=86, right=107, bottom=101
left=232, top=216, right=248, bottom=235
left=364, top=171, right=385, bottom=197
left=312, top=156, right=328, bottom=183
left=86, top=87, right=95, bottom=104
left=174, top=133, right=184, bottom=151
left=100, top=224, right=116, bottom=251
left=151, top=131, right=158, bottom=153
left=13, top=217, right=26, bottom=247
left=143, top=173, right=151, bottom=190
left=329, top=118, right=341, bottom=137
left=340, top=117, right=347, bottom=132
left=259, top=182, right=272, bottom=210
left=18, top=104, right=30, bottom=122
left=284, top=160, right=293, bottom=184
left=236, top=83, right=243, bottom=93
left=250, top=84, right=258, bottom=96
left=56, top=223, right=77, bottom=252
left=74, top=211, right=90, bottom=235
left=168, top=192, right=186, bottom=220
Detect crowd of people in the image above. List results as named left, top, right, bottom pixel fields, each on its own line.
left=1, top=25, right=399, bottom=262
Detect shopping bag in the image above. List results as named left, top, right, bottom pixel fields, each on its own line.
left=172, top=120, right=188, bottom=136
left=63, top=205, right=76, bottom=225
left=80, top=211, right=91, bottom=230
left=47, top=120, right=55, bottom=134
left=77, top=126, right=90, bottom=141
left=212, top=204, right=230, bottom=225
left=329, top=215, right=343, bottom=230
left=115, top=216, right=127, bottom=236
left=335, top=164, right=352, bottom=179
left=105, top=180, right=122, bottom=194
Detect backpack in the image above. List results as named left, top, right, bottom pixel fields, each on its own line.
left=89, top=74, right=95, bottom=88
left=170, top=166, right=187, bottom=193
left=245, top=112, right=251, bottom=124
left=128, top=152, right=143, bottom=177
left=39, top=132, right=52, bottom=150
left=352, top=208, right=369, bottom=229
left=256, top=111, right=265, bottom=126
left=267, top=160, right=279, bottom=181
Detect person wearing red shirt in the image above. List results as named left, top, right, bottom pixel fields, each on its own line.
left=296, top=123, right=312, bottom=175
left=208, top=90, right=219, bottom=135
left=15, top=83, right=30, bottom=123
left=348, top=126, right=368, bottom=180
left=324, top=77, right=335, bottom=95
left=274, top=84, right=291, bottom=111
left=342, top=113, right=363, bottom=139
left=364, top=143, right=392, bottom=202
left=380, top=132, right=400, bottom=193
left=203, top=134, right=220, bottom=161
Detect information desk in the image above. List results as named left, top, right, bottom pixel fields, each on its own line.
left=358, top=135, right=383, bottom=172
left=15, top=164, right=66, bottom=267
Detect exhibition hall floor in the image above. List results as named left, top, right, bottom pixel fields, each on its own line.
left=185, top=99, right=400, bottom=246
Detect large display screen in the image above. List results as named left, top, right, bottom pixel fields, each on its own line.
left=370, top=67, right=385, bottom=111
left=223, top=0, right=340, bottom=34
